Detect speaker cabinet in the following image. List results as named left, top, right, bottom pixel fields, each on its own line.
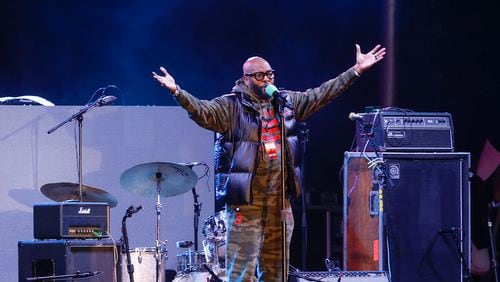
left=343, top=152, right=470, bottom=282
left=18, top=239, right=117, bottom=282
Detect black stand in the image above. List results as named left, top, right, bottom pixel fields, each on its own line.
left=273, top=93, right=293, bottom=282
left=202, top=264, right=223, bottom=282
left=26, top=271, right=102, bottom=281
left=47, top=94, right=114, bottom=202
left=299, top=122, right=309, bottom=270
left=489, top=202, right=500, bottom=282
left=154, top=173, right=164, bottom=282
left=120, top=206, right=142, bottom=282
left=192, top=187, right=202, bottom=252
left=47, top=105, right=96, bottom=201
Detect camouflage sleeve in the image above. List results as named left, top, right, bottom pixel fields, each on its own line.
left=173, top=88, right=231, bottom=134
left=289, top=67, right=359, bottom=121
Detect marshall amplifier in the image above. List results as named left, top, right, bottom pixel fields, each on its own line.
left=34, top=202, right=110, bottom=239
left=354, top=111, right=454, bottom=152
left=290, top=271, right=388, bottom=282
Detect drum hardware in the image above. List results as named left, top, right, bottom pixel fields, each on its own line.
left=201, top=210, right=227, bottom=241
left=176, top=249, right=207, bottom=274
left=176, top=240, right=194, bottom=249
left=202, top=264, right=223, bottom=282
left=201, top=210, right=227, bottom=272
left=191, top=186, right=202, bottom=253
left=175, top=240, right=205, bottom=274
left=202, top=240, right=225, bottom=270
left=120, top=161, right=198, bottom=282
left=40, top=182, right=118, bottom=207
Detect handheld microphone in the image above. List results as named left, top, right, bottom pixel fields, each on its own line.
left=96, top=95, right=117, bottom=106
left=348, top=112, right=364, bottom=121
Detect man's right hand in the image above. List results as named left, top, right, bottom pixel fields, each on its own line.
left=152, top=66, right=177, bottom=93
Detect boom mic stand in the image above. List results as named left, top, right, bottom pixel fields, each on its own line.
left=47, top=94, right=116, bottom=202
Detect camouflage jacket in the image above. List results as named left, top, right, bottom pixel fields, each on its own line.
left=173, top=67, right=358, bottom=205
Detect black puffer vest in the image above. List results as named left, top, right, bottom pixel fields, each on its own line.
left=214, top=92, right=301, bottom=206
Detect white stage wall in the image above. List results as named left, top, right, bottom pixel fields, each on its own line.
left=0, top=105, right=214, bottom=281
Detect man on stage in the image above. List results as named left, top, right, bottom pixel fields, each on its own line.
left=153, top=43, right=385, bottom=281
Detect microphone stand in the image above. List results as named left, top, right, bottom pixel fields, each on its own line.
left=47, top=96, right=108, bottom=202
left=121, top=208, right=136, bottom=282
left=26, top=271, right=102, bottom=281
left=274, top=93, right=291, bottom=282
left=185, top=163, right=202, bottom=253
left=489, top=202, right=500, bottom=282
left=299, top=122, right=309, bottom=270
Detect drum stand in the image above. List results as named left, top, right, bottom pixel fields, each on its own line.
left=192, top=187, right=202, bottom=252
left=154, top=172, right=165, bottom=282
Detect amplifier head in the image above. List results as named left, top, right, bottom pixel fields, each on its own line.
left=355, top=111, right=454, bottom=152
left=33, top=201, right=110, bottom=239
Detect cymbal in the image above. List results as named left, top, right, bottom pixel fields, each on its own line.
left=40, top=182, right=118, bottom=207
left=120, top=161, right=198, bottom=198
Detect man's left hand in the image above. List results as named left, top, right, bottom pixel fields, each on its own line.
left=354, top=44, right=386, bottom=74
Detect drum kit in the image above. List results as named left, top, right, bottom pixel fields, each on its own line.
left=40, top=161, right=226, bottom=282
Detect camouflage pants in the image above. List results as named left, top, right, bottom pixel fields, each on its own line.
left=225, top=192, right=294, bottom=282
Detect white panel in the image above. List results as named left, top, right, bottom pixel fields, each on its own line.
left=0, top=105, right=214, bottom=281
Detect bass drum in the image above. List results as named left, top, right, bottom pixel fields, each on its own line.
left=120, top=247, right=167, bottom=282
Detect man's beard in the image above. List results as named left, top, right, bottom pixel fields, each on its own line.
left=250, top=84, right=268, bottom=99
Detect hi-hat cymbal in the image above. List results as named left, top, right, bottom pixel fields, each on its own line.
left=120, top=161, right=198, bottom=198
left=40, top=182, right=118, bottom=207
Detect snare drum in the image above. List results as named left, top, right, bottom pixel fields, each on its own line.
left=201, top=210, right=227, bottom=241
left=120, top=247, right=167, bottom=282
left=176, top=250, right=206, bottom=273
